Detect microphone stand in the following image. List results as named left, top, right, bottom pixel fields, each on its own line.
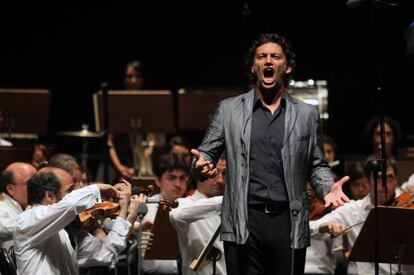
left=101, top=82, right=109, bottom=184
left=207, top=246, right=221, bottom=275
left=369, top=0, right=390, bottom=273
left=290, top=201, right=302, bottom=275
left=136, top=209, right=147, bottom=275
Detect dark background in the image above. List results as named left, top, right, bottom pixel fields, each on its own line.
left=1, top=0, right=413, bottom=159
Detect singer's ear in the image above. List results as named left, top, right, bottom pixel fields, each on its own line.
left=250, top=65, right=256, bottom=75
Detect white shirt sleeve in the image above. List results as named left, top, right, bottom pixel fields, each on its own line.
left=0, top=214, right=16, bottom=241
left=76, top=217, right=132, bottom=267
left=15, top=185, right=101, bottom=248
left=309, top=201, right=357, bottom=235
left=170, top=196, right=222, bottom=224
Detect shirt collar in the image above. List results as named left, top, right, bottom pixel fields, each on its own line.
left=192, top=190, right=207, bottom=200
left=3, top=192, right=23, bottom=212
left=253, top=90, right=286, bottom=111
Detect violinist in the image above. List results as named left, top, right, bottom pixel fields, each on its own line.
left=169, top=156, right=227, bottom=275
left=304, top=135, right=342, bottom=275
left=13, top=167, right=146, bottom=275
left=310, top=159, right=414, bottom=274
left=46, top=153, right=149, bottom=272
left=343, top=161, right=370, bottom=200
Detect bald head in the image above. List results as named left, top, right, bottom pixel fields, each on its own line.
left=1, top=162, right=36, bottom=208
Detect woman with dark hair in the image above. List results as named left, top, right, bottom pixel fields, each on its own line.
left=363, top=115, right=402, bottom=160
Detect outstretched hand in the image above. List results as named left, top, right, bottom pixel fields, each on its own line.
left=191, top=149, right=218, bottom=178
left=324, top=176, right=350, bottom=208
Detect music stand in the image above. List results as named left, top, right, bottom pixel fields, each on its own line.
left=0, top=89, right=51, bottom=136
left=189, top=224, right=221, bottom=275
left=93, top=90, right=175, bottom=134
left=93, top=90, right=175, bottom=180
left=177, top=87, right=241, bottom=131
left=349, top=206, right=414, bottom=273
left=143, top=205, right=180, bottom=260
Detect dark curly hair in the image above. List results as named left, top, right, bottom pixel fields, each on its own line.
left=152, top=153, right=190, bottom=178
left=28, top=172, right=61, bottom=205
left=245, top=33, right=296, bottom=87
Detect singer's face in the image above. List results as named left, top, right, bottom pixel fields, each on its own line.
left=156, top=169, right=188, bottom=202
left=251, top=42, right=291, bottom=91
left=369, top=166, right=397, bottom=205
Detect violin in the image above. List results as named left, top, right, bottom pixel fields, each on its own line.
left=393, top=192, right=414, bottom=208
left=307, top=182, right=330, bottom=221
left=76, top=181, right=177, bottom=230
left=77, top=201, right=120, bottom=230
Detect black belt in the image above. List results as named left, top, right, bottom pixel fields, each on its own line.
left=249, top=201, right=289, bottom=214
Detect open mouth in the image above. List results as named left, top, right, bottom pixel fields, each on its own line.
left=263, top=67, right=275, bottom=84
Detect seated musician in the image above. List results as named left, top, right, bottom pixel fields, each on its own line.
left=0, top=162, right=36, bottom=250
left=310, top=159, right=414, bottom=274
left=13, top=167, right=145, bottom=275
left=46, top=153, right=148, bottom=271
left=169, top=156, right=226, bottom=275
left=136, top=153, right=190, bottom=275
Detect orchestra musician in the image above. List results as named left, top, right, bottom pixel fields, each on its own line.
left=136, top=153, right=190, bottom=275
left=170, top=156, right=227, bottom=275
left=310, top=159, right=414, bottom=274
left=13, top=167, right=145, bottom=275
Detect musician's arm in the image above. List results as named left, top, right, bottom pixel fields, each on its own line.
left=76, top=217, right=132, bottom=268
left=309, top=202, right=354, bottom=236
left=169, top=196, right=222, bottom=224
left=15, top=185, right=101, bottom=248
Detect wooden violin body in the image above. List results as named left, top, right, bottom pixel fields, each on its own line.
left=77, top=201, right=120, bottom=229
left=393, top=192, right=414, bottom=208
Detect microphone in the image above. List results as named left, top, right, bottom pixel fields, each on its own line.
left=137, top=203, right=148, bottom=222
left=290, top=200, right=302, bottom=217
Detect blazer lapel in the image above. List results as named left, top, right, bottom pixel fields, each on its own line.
left=283, top=92, right=298, bottom=147
left=241, top=90, right=255, bottom=156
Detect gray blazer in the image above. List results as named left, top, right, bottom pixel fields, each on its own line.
left=198, top=89, right=334, bottom=248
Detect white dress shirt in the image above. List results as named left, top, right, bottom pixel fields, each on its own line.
left=304, top=232, right=338, bottom=274
left=170, top=191, right=225, bottom=275
left=140, top=193, right=178, bottom=274
left=14, top=185, right=101, bottom=275
left=310, top=195, right=414, bottom=275
left=73, top=216, right=132, bottom=268
left=0, top=193, right=23, bottom=250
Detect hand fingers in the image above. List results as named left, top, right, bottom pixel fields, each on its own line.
left=114, top=183, right=127, bottom=191
left=107, top=187, right=121, bottom=199
left=337, top=176, right=350, bottom=186
left=342, top=194, right=350, bottom=203
left=138, top=194, right=147, bottom=203
left=191, top=149, right=200, bottom=159
left=207, top=168, right=219, bottom=178
left=198, top=160, right=211, bottom=168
